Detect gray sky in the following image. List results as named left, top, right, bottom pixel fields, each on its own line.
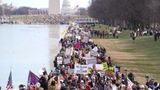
left=3, top=0, right=90, bottom=8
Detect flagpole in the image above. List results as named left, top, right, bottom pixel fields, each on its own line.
left=10, top=66, right=12, bottom=72
left=6, top=68, right=13, bottom=90
left=10, top=66, right=13, bottom=89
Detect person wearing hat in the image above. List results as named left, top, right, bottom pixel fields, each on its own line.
left=19, top=84, right=26, bottom=90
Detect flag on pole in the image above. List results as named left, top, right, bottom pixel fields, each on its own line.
left=28, top=70, right=39, bottom=85
left=127, top=78, right=134, bottom=90
left=6, top=71, right=13, bottom=90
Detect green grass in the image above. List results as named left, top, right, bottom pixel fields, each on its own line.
left=92, top=25, right=160, bottom=82
left=118, top=30, right=131, bottom=39
left=115, top=30, right=160, bottom=82
left=93, top=24, right=115, bottom=31
left=93, top=24, right=107, bottom=31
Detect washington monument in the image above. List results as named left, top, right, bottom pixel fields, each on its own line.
left=49, top=0, right=60, bottom=15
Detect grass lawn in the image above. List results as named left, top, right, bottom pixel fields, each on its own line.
left=93, top=30, right=160, bottom=83
left=93, top=24, right=116, bottom=31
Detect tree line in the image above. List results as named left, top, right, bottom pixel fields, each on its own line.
left=88, top=0, right=160, bottom=30
left=0, top=4, right=38, bottom=15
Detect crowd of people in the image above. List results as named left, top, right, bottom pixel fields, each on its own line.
left=16, top=23, right=159, bottom=90
left=130, top=27, right=160, bottom=41
left=91, top=25, right=160, bottom=42
left=10, top=15, right=71, bottom=24
left=90, top=26, right=121, bottom=39
left=91, top=30, right=119, bottom=39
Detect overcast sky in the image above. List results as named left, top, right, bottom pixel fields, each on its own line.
left=3, top=0, right=90, bottom=8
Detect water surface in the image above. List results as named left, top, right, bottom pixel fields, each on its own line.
left=0, top=24, right=67, bottom=89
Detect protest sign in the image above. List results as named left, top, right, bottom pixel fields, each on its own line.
left=95, top=64, right=103, bottom=70
left=76, top=35, right=81, bottom=40
left=88, top=64, right=93, bottom=68
left=74, top=64, right=88, bottom=74
left=57, top=56, right=63, bottom=65
left=65, top=47, right=73, bottom=56
left=85, top=57, right=97, bottom=64
left=64, top=58, right=70, bottom=64
left=90, top=48, right=99, bottom=57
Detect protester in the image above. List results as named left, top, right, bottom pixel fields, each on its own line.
left=130, top=31, right=137, bottom=41
left=154, top=30, right=158, bottom=41
left=19, top=84, right=26, bottom=90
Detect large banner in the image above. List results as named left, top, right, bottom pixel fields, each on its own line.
left=74, top=64, right=88, bottom=74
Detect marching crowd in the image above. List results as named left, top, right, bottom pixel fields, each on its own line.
left=10, top=15, right=65, bottom=24
left=20, top=24, right=159, bottom=90
left=8, top=24, right=159, bottom=90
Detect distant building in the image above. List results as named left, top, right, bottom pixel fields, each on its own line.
left=48, top=0, right=60, bottom=15
left=61, top=0, right=72, bottom=16
left=28, top=9, right=48, bottom=15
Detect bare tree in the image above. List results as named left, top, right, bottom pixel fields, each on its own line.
left=88, top=0, right=160, bottom=29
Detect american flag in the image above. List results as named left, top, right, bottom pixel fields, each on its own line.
left=127, top=78, right=134, bottom=90
left=6, top=71, right=13, bottom=90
